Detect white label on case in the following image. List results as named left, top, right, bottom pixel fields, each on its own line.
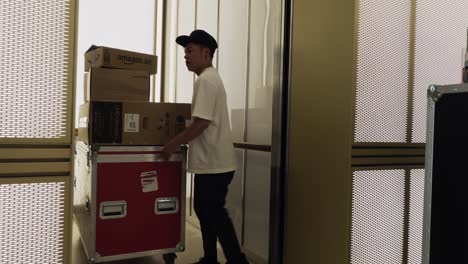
left=141, top=177, right=158, bottom=193
left=124, top=114, right=139, bottom=132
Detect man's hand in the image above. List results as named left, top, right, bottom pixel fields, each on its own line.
left=161, top=117, right=210, bottom=160
left=162, top=142, right=178, bottom=161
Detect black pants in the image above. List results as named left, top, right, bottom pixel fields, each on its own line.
left=194, top=171, right=243, bottom=262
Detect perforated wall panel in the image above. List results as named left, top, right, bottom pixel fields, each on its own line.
left=412, top=0, right=468, bottom=143
left=0, top=181, right=66, bottom=264
left=351, top=170, right=405, bottom=264
left=0, top=0, right=72, bottom=139
left=354, top=0, right=411, bottom=143
left=408, top=169, right=425, bottom=264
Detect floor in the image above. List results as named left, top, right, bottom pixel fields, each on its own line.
left=71, top=220, right=227, bottom=264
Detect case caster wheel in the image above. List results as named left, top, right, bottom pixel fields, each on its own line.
left=163, top=253, right=177, bottom=264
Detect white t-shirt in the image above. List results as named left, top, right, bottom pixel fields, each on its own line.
left=187, top=67, right=237, bottom=174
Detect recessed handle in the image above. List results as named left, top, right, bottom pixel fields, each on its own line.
left=100, top=201, right=127, bottom=219
left=155, top=198, right=179, bottom=215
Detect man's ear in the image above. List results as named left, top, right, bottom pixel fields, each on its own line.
left=204, top=47, right=211, bottom=59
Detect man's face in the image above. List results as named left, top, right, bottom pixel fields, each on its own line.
left=184, top=43, right=210, bottom=73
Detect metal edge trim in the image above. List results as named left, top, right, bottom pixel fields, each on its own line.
left=180, top=148, right=187, bottom=249
left=430, top=83, right=468, bottom=94
left=97, top=146, right=164, bottom=152
left=275, top=0, right=293, bottom=263
left=91, top=147, right=97, bottom=257
left=96, top=154, right=183, bottom=163
left=421, top=86, right=436, bottom=264
left=96, top=247, right=182, bottom=262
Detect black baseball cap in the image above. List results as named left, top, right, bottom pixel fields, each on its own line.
left=176, top=30, right=218, bottom=54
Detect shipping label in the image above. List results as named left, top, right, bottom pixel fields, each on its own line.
left=140, top=170, right=158, bottom=193
left=124, top=113, right=139, bottom=132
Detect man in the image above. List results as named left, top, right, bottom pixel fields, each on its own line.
left=162, top=30, right=249, bottom=264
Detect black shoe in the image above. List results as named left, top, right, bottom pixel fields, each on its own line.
left=192, top=257, right=220, bottom=264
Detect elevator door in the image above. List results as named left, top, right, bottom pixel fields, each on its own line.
left=164, top=0, right=285, bottom=263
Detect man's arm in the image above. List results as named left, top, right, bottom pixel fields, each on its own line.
left=161, top=117, right=210, bottom=160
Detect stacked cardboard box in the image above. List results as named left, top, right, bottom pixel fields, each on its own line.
left=78, top=46, right=191, bottom=145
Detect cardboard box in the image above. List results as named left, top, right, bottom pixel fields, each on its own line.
left=85, top=46, right=158, bottom=74
left=83, top=68, right=150, bottom=102
left=78, top=101, right=191, bottom=145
